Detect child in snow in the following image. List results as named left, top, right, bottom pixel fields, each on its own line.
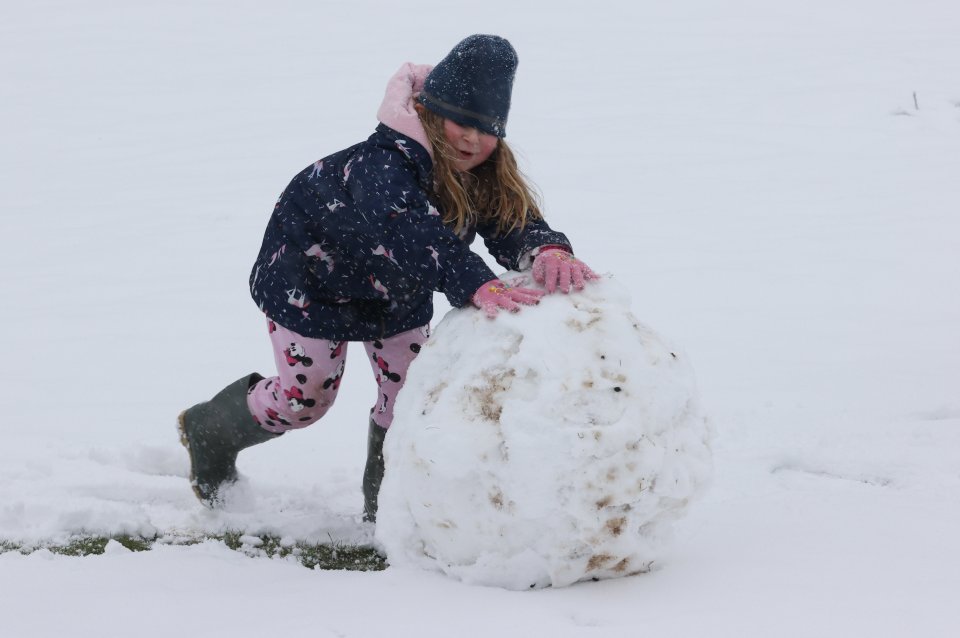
left=178, top=34, right=598, bottom=521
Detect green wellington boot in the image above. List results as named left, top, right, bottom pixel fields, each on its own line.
left=177, top=373, right=280, bottom=507
left=362, top=418, right=389, bottom=522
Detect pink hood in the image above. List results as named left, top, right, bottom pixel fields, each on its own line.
left=376, top=63, right=434, bottom=159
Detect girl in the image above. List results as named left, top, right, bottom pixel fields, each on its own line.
left=178, top=35, right=598, bottom=521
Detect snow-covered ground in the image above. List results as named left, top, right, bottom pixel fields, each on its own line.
left=1, top=1, right=958, bottom=636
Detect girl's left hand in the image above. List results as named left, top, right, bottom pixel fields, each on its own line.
left=532, top=247, right=599, bottom=294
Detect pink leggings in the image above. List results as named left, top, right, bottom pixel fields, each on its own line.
left=247, top=318, right=430, bottom=434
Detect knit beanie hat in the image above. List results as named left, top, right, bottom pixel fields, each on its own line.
left=418, top=34, right=518, bottom=138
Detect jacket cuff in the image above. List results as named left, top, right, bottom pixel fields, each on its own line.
left=444, top=258, right=498, bottom=308
left=518, top=243, right=573, bottom=271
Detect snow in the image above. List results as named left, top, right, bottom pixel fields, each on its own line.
left=377, top=276, right=712, bottom=588
left=2, top=0, right=959, bottom=636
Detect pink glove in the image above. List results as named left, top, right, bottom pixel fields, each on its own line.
left=532, top=246, right=599, bottom=294
left=471, top=279, right=545, bottom=318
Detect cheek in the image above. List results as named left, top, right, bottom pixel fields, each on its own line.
left=479, top=138, right=499, bottom=161
left=442, top=121, right=462, bottom=147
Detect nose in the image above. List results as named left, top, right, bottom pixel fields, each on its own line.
left=461, top=127, right=480, bottom=145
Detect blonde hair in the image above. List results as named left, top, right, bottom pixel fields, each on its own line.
left=418, top=108, right=542, bottom=236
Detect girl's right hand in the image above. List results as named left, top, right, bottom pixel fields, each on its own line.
left=532, top=247, right=599, bottom=294
left=471, top=279, right=545, bottom=318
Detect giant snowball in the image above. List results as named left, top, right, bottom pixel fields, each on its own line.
left=375, top=276, right=712, bottom=589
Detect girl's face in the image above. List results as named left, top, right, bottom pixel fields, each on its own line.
left=443, top=119, right=498, bottom=172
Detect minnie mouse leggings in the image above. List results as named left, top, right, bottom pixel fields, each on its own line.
left=247, top=318, right=430, bottom=434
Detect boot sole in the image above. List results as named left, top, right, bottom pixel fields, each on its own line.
left=177, top=410, right=209, bottom=506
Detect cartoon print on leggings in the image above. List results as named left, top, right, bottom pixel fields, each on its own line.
left=409, top=326, right=430, bottom=354
left=262, top=378, right=278, bottom=402
left=323, top=359, right=346, bottom=390
left=372, top=353, right=402, bottom=384
left=249, top=322, right=427, bottom=434
left=284, top=385, right=317, bottom=420
left=375, top=392, right=389, bottom=416
left=256, top=407, right=291, bottom=430
left=284, top=342, right=314, bottom=367
left=370, top=340, right=402, bottom=384
left=369, top=338, right=407, bottom=419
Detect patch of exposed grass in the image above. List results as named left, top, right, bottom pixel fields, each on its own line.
left=42, top=535, right=155, bottom=557
left=221, top=532, right=386, bottom=571
left=0, top=533, right=386, bottom=571
left=49, top=536, right=110, bottom=556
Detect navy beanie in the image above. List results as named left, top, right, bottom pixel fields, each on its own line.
left=418, top=34, right=518, bottom=138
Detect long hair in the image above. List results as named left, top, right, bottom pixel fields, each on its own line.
left=418, top=108, right=542, bottom=236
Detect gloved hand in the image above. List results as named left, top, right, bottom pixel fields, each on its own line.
left=532, top=247, right=599, bottom=294
left=471, top=279, right=545, bottom=318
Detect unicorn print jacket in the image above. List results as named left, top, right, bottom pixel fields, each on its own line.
left=249, top=64, right=571, bottom=341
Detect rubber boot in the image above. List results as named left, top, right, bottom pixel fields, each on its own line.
left=177, top=373, right=280, bottom=507
left=362, top=418, right=388, bottom=523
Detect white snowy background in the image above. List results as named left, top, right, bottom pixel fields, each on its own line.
left=1, top=1, right=958, bottom=636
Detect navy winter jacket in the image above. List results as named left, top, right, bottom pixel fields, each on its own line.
left=250, top=80, right=571, bottom=341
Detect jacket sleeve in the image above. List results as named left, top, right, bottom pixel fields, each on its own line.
left=475, top=215, right=573, bottom=272
left=347, top=149, right=496, bottom=308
